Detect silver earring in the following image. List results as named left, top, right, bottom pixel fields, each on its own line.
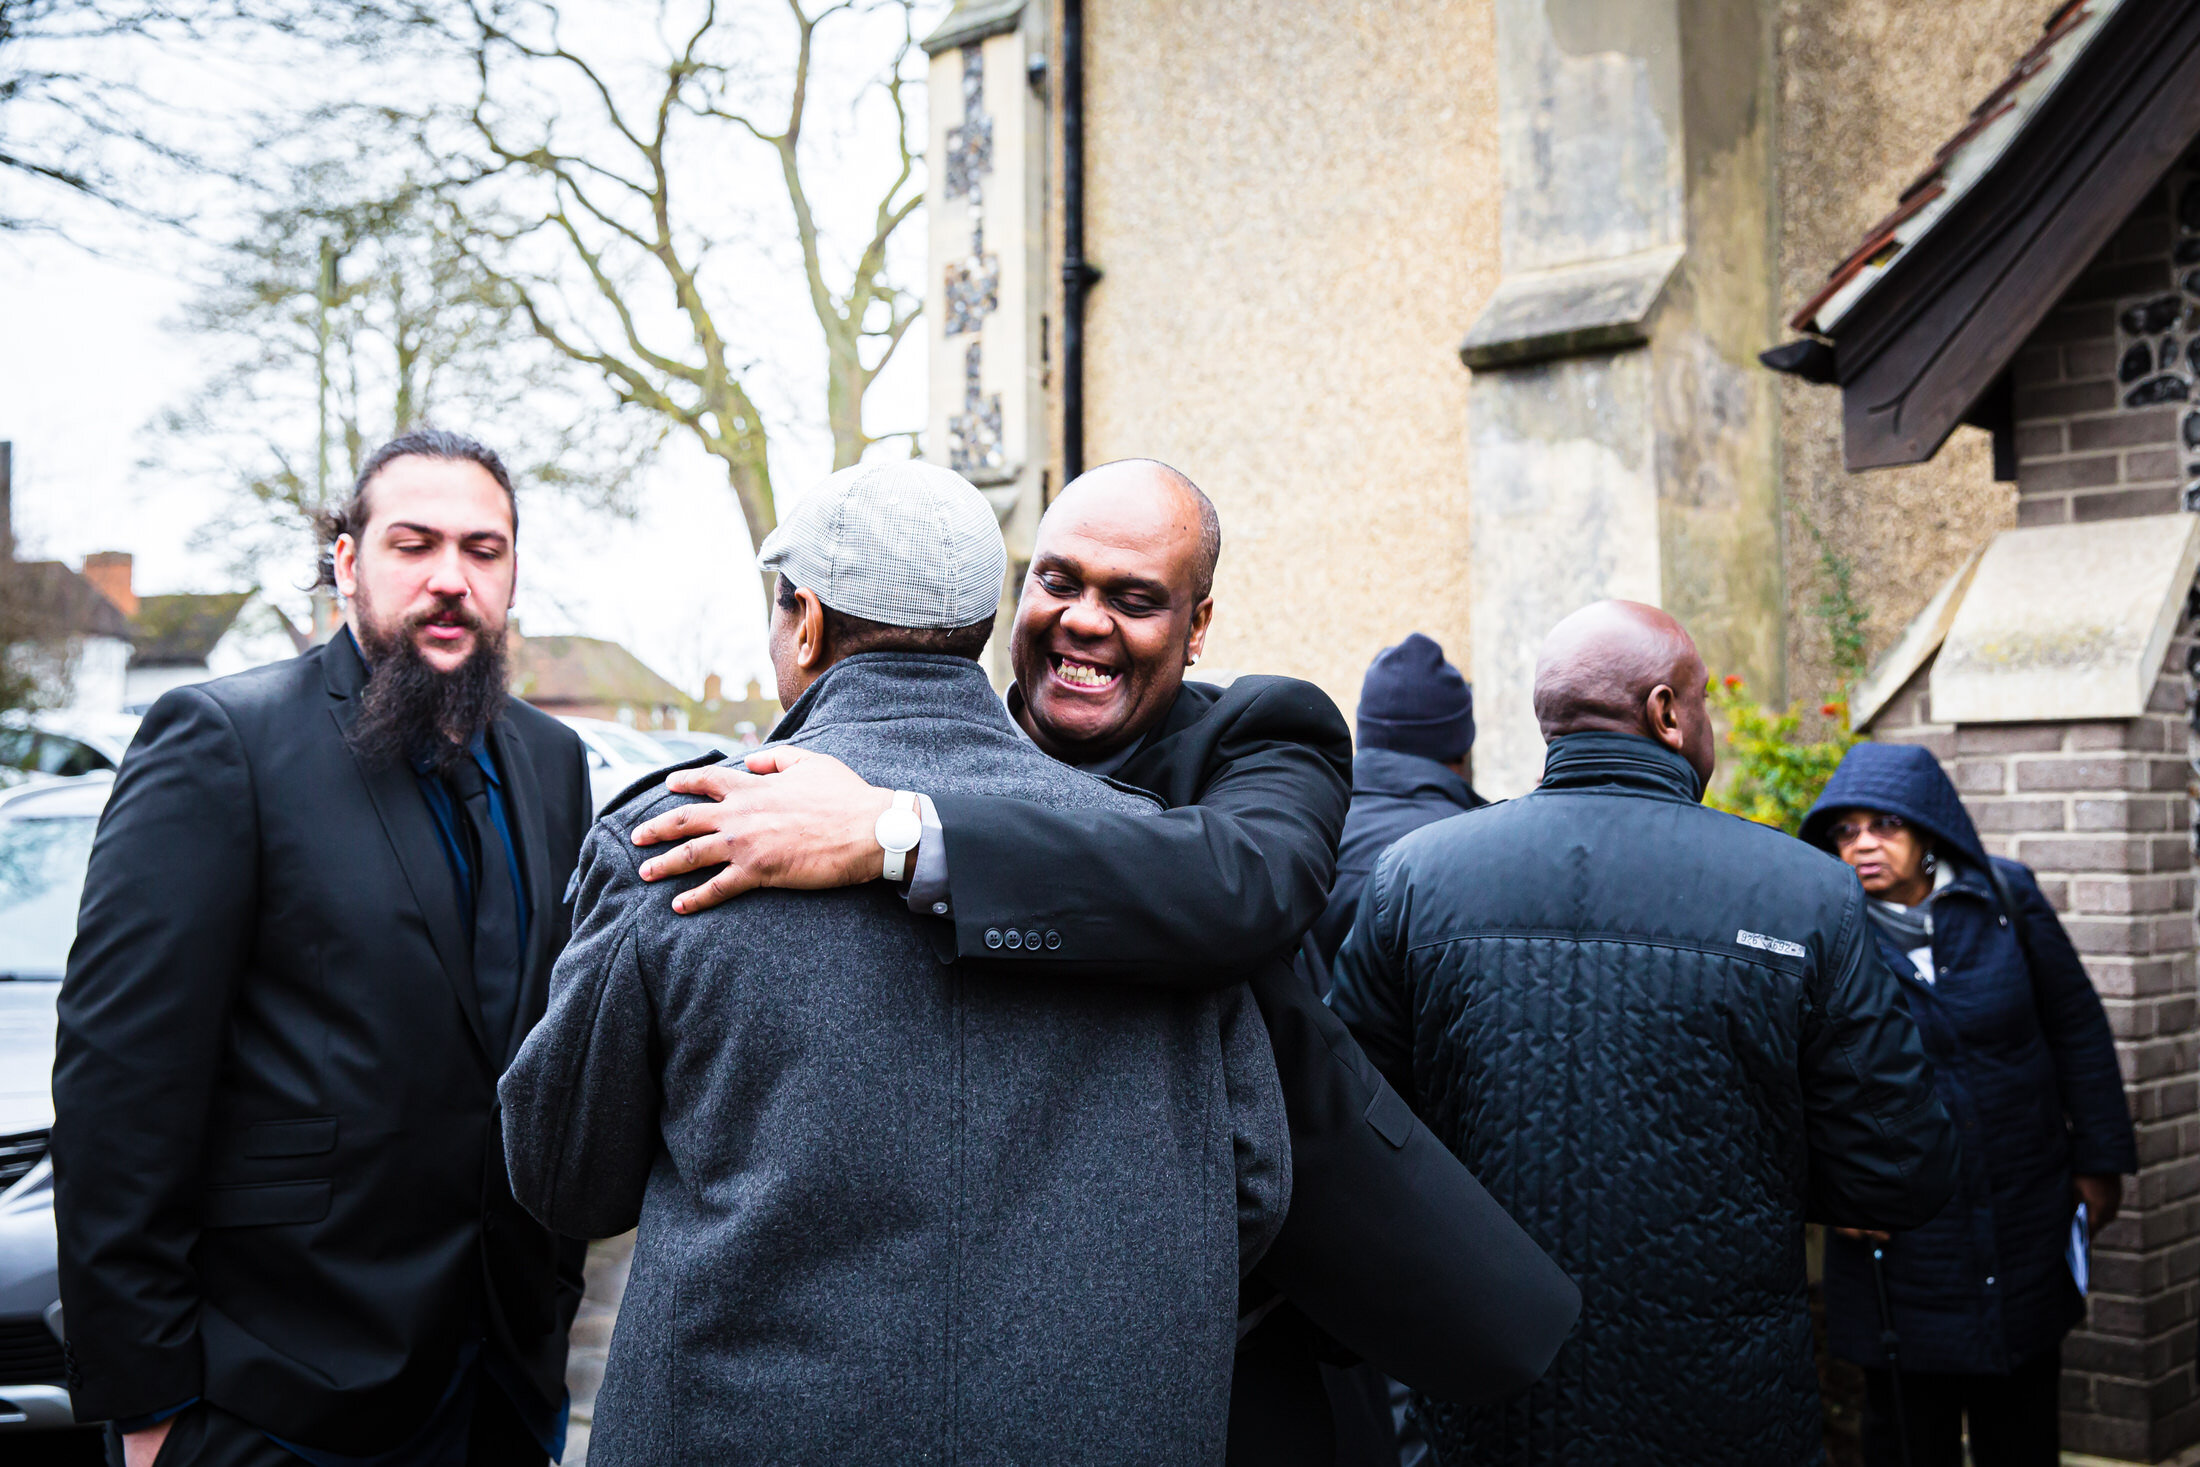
left=1922, top=850, right=1937, bottom=874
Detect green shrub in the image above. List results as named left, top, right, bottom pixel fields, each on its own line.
left=1704, top=515, right=1869, bottom=834
left=1706, top=678, right=1857, bottom=833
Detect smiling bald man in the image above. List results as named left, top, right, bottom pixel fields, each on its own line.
left=620, top=459, right=1579, bottom=1463
left=1008, top=459, right=1221, bottom=764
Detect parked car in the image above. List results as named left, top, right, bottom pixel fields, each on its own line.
left=648, top=729, right=746, bottom=763
left=556, top=718, right=675, bottom=814
left=0, top=713, right=139, bottom=789
left=0, top=772, right=112, bottom=1433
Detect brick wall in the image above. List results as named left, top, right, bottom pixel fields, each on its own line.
left=1869, top=627, right=2200, bottom=1461
left=2013, top=175, right=2194, bottom=527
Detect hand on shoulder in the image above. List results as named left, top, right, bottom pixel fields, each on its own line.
left=629, top=746, right=897, bottom=914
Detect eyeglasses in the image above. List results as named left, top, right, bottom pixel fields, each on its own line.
left=1826, top=813, right=1908, bottom=848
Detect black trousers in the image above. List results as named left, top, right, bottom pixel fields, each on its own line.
left=1228, top=1339, right=1333, bottom=1467
left=1227, top=1311, right=1403, bottom=1467
left=1860, top=1344, right=2061, bottom=1467
left=102, top=1379, right=545, bottom=1467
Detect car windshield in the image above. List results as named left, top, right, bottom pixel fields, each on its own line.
left=592, top=727, right=670, bottom=765
left=0, top=725, right=110, bottom=777
left=0, top=815, right=97, bottom=979
left=653, top=733, right=722, bottom=759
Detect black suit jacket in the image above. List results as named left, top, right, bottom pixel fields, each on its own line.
left=51, top=633, right=592, bottom=1448
left=932, top=677, right=1580, bottom=1403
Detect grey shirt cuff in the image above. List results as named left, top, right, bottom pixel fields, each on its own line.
left=904, top=793, right=950, bottom=917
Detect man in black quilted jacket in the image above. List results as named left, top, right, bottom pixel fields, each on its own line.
left=1329, top=600, right=1960, bottom=1466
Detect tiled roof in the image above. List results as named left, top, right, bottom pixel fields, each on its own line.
left=128, top=591, right=253, bottom=667
left=2, top=560, right=135, bottom=640
left=508, top=634, right=686, bottom=709
left=1792, top=0, right=2127, bottom=334
left=690, top=690, right=782, bottom=738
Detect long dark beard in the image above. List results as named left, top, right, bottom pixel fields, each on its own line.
left=348, top=600, right=510, bottom=775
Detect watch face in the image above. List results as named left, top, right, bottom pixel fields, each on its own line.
left=877, top=807, right=924, bottom=852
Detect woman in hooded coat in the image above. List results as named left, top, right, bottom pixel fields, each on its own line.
left=1801, top=742, right=2136, bottom=1467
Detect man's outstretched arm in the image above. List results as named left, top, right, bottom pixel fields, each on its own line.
left=631, top=681, right=1351, bottom=985
left=924, top=726, right=1346, bottom=980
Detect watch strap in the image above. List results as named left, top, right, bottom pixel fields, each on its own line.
left=879, top=789, right=921, bottom=882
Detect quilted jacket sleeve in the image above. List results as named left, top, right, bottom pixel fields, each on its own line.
left=1323, top=844, right=1416, bottom=1101
left=1799, top=885, right=1963, bottom=1230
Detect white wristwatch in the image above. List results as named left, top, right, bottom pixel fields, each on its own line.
left=875, top=790, right=923, bottom=882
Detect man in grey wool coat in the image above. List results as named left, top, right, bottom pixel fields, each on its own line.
left=498, top=460, right=1291, bottom=1465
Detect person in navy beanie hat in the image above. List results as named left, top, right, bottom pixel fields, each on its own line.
left=1310, top=632, right=1491, bottom=1463
left=1354, top=632, right=1476, bottom=766
left=1322, top=638, right=1482, bottom=955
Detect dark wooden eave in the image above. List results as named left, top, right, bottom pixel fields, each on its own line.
left=1811, top=0, right=2200, bottom=471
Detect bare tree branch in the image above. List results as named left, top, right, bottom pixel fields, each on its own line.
left=394, top=0, right=928, bottom=610
left=154, top=161, right=657, bottom=628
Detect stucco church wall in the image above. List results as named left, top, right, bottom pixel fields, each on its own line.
left=1070, top=0, right=2054, bottom=723
left=1076, top=0, right=1499, bottom=715
left=1774, top=0, right=2035, bottom=709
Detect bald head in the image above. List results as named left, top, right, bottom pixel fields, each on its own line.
left=1048, top=459, right=1221, bottom=600
left=1012, top=458, right=1221, bottom=762
left=1533, top=600, right=1716, bottom=786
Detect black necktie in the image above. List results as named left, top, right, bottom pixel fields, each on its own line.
left=446, top=756, right=522, bottom=1060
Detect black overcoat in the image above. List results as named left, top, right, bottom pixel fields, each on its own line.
left=1802, top=742, right=2136, bottom=1375
left=51, top=632, right=591, bottom=1449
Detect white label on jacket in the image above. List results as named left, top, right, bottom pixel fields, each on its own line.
left=1736, top=929, right=1806, bottom=959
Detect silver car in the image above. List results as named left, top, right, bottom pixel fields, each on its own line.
left=0, top=714, right=139, bottom=791
left=0, top=773, right=109, bottom=1432
left=647, top=730, right=745, bottom=763
left=556, top=718, right=676, bottom=815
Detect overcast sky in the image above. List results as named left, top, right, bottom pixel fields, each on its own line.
left=0, top=1, right=936, bottom=697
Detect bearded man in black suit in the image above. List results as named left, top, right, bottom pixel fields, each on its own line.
left=54, top=430, right=592, bottom=1467
left=623, top=458, right=1580, bottom=1464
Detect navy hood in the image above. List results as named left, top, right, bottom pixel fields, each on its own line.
left=1800, top=742, right=1988, bottom=869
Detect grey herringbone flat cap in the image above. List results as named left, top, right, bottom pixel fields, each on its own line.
left=758, top=460, right=1007, bottom=628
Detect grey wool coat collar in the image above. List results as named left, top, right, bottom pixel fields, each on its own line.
left=769, top=648, right=1007, bottom=740
left=502, top=651, right=1290, bottom=1467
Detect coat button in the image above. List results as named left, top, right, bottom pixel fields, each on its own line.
left=984, top=928, right=1004, bottom=949
left=1005, top=929, right=1024, bottom=949
left=1986, top=1275, right=1996, bottom=1286
left=1045, top=931, right=1062, bottom=950
left=932, top=901, right=950, bottom=916
left=1025, top=930, right=1042, bottom=951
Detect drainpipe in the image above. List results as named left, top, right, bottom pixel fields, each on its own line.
left=1060, top=0, right=1099, bottom=479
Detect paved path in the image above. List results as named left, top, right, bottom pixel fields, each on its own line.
left=563, top=1232, right=634, bottom=1467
